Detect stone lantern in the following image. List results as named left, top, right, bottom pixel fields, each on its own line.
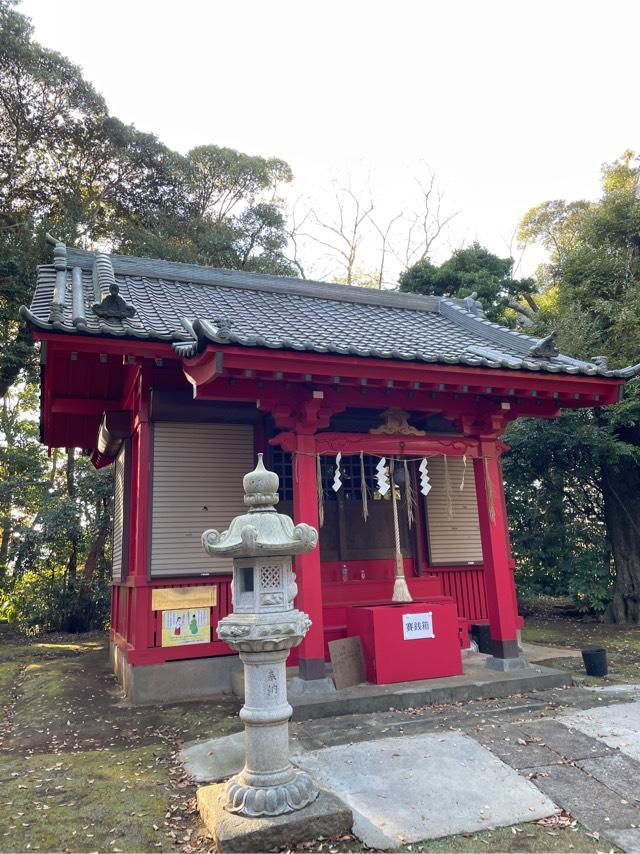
left=202, top=454, right=319, bottom=817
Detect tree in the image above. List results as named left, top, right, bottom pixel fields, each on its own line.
left=503, top=412, right=614, bottom=615
left=0, top=1, right=296, bottom=398
left=294, top=167, right=457, bottom=288
left=0, top=0, right=296, bottom=632
left=0, top=0, right=183, bottom=395
left=399, top=242, right=536, bottom=324
left=515, top=151, right=640, bottom=622
left=118, top=146, right=295, bottom=274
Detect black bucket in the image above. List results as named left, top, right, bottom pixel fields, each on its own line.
left=582, top=646, right=608, bottom=677
left=472, top=623, right=492, bottom=654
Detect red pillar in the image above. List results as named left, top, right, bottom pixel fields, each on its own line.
left=474, top=440, right=520, bottom=661
left=130, top=367, right=153, bottom=654
left=291, top=433, right=326, bottom=680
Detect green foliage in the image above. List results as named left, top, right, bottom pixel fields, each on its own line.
left=0, top=385, right=114, bottom=633
left=513, top=151, right=640, bottom=621
left=504, top=414, right=615, bottom=615
left=5, top=568, right=110, bottom=634
left=0, top=1, right=295, bottom=397
left=399, top=242, right=535, bottom=322
left=0, top=1, right=297, bottom=633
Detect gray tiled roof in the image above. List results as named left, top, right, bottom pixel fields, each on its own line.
left=20, top=245, right=639, bottom=378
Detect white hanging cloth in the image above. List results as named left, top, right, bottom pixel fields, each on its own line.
left=376, top=456, right=390, bottom=496
left=419, top=457, right=432, bottom=496
left=331, top=452, right=343, bottom=492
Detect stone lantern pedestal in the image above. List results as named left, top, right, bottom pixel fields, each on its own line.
left=200, top=455, right=319, bottom=817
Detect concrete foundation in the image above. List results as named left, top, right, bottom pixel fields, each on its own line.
left=197, top=782, right=352, bottom=852
left=289, top=676, right=337, bottom=695
left=110, top=645, right=571, bottom=709
left=289, top=657, right=571, bottom=721
left=486, top=654, right=531, bottom=672
left=110, top=642, right=238, bottom=705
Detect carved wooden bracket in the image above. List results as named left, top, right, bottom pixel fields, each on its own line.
left=258, top=394, right=345, bottom=434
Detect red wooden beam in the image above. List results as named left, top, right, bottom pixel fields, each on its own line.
left=35, top=332, right=179, bottom=361
left=187, top=376, right=563, bottom=418
left=51, top=397, right=120, bottom=415
left=474, top=442, right=519, bottom=658
left=186, top=344, right=623, bottom=405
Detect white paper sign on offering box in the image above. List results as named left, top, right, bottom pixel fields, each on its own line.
left=402, top=612, right=435, bottom=640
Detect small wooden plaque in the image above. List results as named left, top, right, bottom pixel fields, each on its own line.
left=152, top=586, right=217, bottom=611
left=329, top=636, right=366, bottom=690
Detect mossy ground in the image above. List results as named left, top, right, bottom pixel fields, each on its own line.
left=522, top=605, right=640, bottom=682
left=0, top=620, right=631, bottom=853
left=0, top=631, right=241, bottom=852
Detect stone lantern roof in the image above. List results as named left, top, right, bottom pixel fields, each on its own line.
left=201, top=454, right=318, bottom=559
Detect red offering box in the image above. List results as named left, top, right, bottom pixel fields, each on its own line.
left=346, top=598, right=463, bottom=685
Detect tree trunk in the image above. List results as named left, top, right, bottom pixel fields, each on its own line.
left=0, top=514, right=11, bottom=567
left=602, top=458, right=640, bottom=624
left=82, top=523, right=109, bottom=584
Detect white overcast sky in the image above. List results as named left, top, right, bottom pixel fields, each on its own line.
left=19, top=0, right=640, bottom=280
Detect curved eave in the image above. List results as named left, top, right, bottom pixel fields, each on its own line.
left=20, top=305, right=192, bottom=344
left=179, top=320, right=638, bottom=380
left=20, top=305, right=640, bottom=381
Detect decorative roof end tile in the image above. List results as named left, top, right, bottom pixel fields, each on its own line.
left=92, top=255, right=135, bottom=319
left=464, top=292, right=485, bottom=317
left=45, top=233, right=67, bottom=323
left=92, top=283, right=136, bottom=320
left=46, top=232, right=67, bottom=271
left=529, top=330, right=559, bottom=359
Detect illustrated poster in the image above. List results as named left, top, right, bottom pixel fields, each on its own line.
left=162, top=608, right=210, bottom=646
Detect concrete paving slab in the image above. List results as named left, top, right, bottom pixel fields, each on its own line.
left=197, top=783, right=352, bottom=853
left=585, top=683, right=640, bottom=695
left=578, top=754, right=640, bottom=804
left=604, top=828, right=640, bottom=852
left=180, top=731, right=303, bottom=783
left=558, top=700, right=640, bottom=761
left=529, top=762, right=640, bottom=836
left=474, top=722, right=562, bottom=769
left=522, top=719, right=616, bottom=761
left=292, top=731, right=557, bottom=850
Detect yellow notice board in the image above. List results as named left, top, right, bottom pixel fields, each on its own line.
left=152, top=586, right=217, bottom=611
left=161, top=608, right=210, bottom=647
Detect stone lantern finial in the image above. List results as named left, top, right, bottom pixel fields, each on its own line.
left=201, top=455, right=319, bottom=817
left=243, top=453, right=279, bottom=510
left=202, top=454, right=317, bottom=559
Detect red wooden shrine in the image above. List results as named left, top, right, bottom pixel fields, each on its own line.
left=23, top=244, right=634, bottom=701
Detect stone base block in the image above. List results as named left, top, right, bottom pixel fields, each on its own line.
left=289, top=676, right=336, bottom=695
left=197, top=782, right=352, bottom=853
left=485, top=655, right=531, bottom=672
left=110, top=642, right=239, bottom=704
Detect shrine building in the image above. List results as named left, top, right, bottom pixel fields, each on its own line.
left=21, top=238, right=639, bottom=702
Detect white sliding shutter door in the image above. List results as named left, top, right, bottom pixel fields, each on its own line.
left=151, top=422, right=255, bottom=577
left=112, top=445, right=126, bottom=581
left=425, top=456, right=483, bottom=565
